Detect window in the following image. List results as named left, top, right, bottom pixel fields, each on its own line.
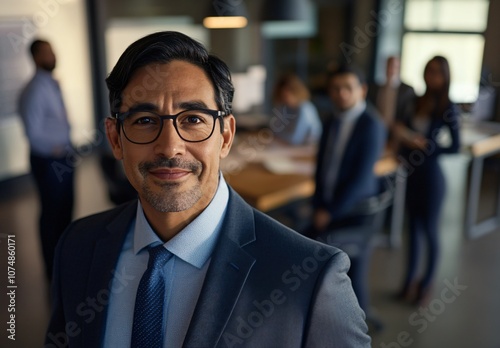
left=400, top=0, right=489, bottom=103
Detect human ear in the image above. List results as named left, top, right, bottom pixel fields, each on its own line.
left=361, top=83, right=368, bottom=99
left=105, top=118, right=124, bottom=160
left=220, top=115, right=236, bottom=159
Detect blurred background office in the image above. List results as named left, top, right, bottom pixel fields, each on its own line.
left=1, top=0, right=500, bottom=347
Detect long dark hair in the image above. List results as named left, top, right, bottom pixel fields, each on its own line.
left=417, top=55, right=451, bottom=119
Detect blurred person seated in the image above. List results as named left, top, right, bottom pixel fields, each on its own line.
left=272, top=73, right=322, bottom=145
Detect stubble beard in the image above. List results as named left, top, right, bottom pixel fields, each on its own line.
left=139, top=157, right=203, bottom=213
left=142, top=180, right=202, bottom=213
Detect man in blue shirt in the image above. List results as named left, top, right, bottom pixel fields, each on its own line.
left=19, top=39, right=74, bottom=281
left=45, top=32, right=370, bottom=347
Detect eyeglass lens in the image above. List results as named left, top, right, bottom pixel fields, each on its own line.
left=122, top=109, right=216, bottom=143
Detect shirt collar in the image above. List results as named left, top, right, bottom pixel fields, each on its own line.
left=334, top=100, right=366, bottom=122
left=35, top=69, right=59, bottom=87
left=133, top=173, right=229, bottom=269
left=35, top=68, right=54, bottom=79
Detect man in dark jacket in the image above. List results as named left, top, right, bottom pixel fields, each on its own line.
left=45, top=32, right=371, bottom=348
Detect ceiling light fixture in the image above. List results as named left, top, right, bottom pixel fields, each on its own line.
left=203, top=0, right=249, bottom=29
left=261, top=0, right=312, bottom=21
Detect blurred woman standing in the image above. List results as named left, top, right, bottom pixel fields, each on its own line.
left=394, top=56, right=460, bottom=305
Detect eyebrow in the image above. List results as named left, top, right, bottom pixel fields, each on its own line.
left=177, top=100, right=210, bottom=110
left=126, top=103, right=158, bottom=113
left=124, top=100, right=212, bottom=114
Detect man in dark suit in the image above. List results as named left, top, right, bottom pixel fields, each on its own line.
left=368, top=56, right=415, bottom=128
left=45, top=32, right=370, bottom=347
left=312, top=65, right=387, bottom=232
left=310, top=66, right=386, bottom=328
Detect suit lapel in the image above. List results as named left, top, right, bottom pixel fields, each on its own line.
left=82, top=201, right=137, bottom=347
left=183, top=189, right=256, bottom=347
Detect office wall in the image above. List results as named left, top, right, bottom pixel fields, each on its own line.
left=348, top=0, right=378, bottom=71
left=482, top=0, right=500, bottom=120
left=105, top=18, right=208, bottom=72
left=0, top=0, right=93, bottom=181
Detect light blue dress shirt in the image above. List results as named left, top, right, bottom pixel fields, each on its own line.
left=18, top=69, right=71, bottom=157
left=275, top=100, right=322, bottom=145
left=103, top=174, right=229, bottom=348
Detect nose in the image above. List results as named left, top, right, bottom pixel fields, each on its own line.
left=338, top=87, right=349, bottom=100
left=153, top=120, right=186, bottom=159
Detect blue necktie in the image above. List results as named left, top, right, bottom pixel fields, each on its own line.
left=131, top=244, right=172, bottom=348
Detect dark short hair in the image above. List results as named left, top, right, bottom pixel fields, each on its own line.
left=327, top=64, right=367, bottom=85
left=105, top=31, right=234, bottom=116
left=30, top=39, right=49, bottom=58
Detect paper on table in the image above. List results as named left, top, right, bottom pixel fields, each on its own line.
left=263, top=157, right=315, bottom=176
left=253, top=143, right=317, bottom=162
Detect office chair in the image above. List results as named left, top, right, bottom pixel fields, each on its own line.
left=316, top=185, right=393, bottom=332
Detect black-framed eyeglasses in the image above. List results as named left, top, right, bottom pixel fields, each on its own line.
left=114, top=108, right=227, bottom=144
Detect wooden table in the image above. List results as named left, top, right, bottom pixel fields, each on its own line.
left=224, top=155, right=398, bottom=212
left=461, top=121, right=500, bottom=239
left=224, top=162, right=315, bottom=212
left=222, top=136, right=403, bottom=246
left=225, top=120, right=500, bottom=242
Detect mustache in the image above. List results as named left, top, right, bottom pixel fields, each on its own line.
left=139, top=157, right=202, bottom=174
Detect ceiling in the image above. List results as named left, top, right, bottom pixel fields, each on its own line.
left=104, top=0, right=351, bottom=21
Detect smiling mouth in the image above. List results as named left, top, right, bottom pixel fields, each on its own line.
left=149, top=168, right=191, bottom=181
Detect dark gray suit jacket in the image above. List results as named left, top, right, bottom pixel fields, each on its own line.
left=368, top=81, right=416, bottom=122
left=313, top=110, right=386, bottom=222
left=46, top=187, right=370, bottom=347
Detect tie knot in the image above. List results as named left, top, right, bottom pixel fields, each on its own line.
left=147, top=244, right=172, bottom=269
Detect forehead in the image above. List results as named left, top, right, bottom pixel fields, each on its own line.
left=329, top=73, right=361, bottom=87
left=37, top=43, right=53, bottom=54
left=122, top=60, right=216, bottom=109
left=426, top=60, right=441, bottom=72
left=387, top=57, right=399, bottom=66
